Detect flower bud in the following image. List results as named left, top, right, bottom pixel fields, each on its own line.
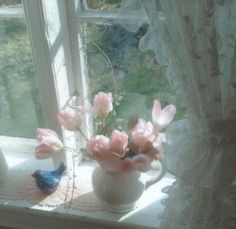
left=36, top=128, right=58, bottom=141
left=110, top=130, right=128, bottom=157
left=93, top=92, right=113, bottom=118
left=35, top=136, right=63, bottom=159
left=131, top=119, right=156, bottom=150
left=57, top=107, right=81, bottom=131
left=86, top=135, right=110, bottom=160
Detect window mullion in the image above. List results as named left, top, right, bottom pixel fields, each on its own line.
left=77, top=9, right=147, bottom=23
left=23, top=0, right=62, bottom=133
left=66, top=0, right=91, bottom=146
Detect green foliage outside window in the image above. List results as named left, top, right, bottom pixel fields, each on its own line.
left=0, top=0, right=185, bottom=138
left=86, top=24, right=186, bottom=124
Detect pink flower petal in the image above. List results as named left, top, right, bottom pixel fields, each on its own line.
left=119, top=158, right=134, bottom=173
left=153, top=135, right=162, bottom=147
left=35, top=144, right=55, bottom=159
left=57, top=108, right=81, bottom=131
left=36, top=128, right=58, bottom=141
left=93, top=92, right=113, bottom=118
left=152, top=100, right=161, bottom=123
left=133, top=154, right=151, bottom=172
left=35, top=151, right=53, bottom=160
left=86, top=135, right=110, bottom=160
left=110, top=130, right=129, bottom=157
left=157, top=105, right=176, bottom=128
left=131, top=119, right=155, bottom=150
left=99, top=153, right=121, bottom=172
left=41, top=136, right=64, bottom=151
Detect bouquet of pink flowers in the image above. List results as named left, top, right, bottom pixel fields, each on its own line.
left=35, top=92, right=176, bottom=173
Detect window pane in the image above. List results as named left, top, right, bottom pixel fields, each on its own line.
left=0, top=2, right=44, bottom=138
left=86, top=23, right=186, bottom=129
left=0, top=0, right=21, bottom=6
left=84, top=0, right=121, bottom=10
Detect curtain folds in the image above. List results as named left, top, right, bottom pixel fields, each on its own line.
left=119, top=0, right=236, bottom=228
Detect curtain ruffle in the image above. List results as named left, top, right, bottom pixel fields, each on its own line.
left=165, top=119, right=236, bottom=187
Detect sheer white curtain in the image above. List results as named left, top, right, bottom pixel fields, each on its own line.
left=120, top=0, right=236, bottom=228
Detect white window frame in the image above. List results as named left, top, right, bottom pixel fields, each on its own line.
left=23, top=0, right=90, bottom=169
left=0, top=1, right=82, bottom=169
left=0, top=0, right=145, bottom=169
left=23, top=0, right=145, bottom=169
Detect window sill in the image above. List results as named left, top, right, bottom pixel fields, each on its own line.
left=0, top=136, right=175, bottom=229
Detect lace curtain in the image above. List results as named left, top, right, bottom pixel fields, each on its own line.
left=119, top=0, right=236, bottom=228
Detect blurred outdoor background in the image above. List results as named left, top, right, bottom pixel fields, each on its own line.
left=0, top=0, right=185, bottom=138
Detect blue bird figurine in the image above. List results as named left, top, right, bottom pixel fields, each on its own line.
left=32, top=162, right=67, bottom=194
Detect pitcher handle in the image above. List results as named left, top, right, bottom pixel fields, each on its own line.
left=145, top=158, right=166, bottom=189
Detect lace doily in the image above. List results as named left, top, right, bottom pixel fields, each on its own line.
left=0, top=168, right=103, bottom=212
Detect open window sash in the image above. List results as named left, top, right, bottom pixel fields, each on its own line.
left=23, top=0, right=89, bottom=169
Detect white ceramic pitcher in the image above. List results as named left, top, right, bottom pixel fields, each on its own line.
left=92, top=159, right=165, bottom=213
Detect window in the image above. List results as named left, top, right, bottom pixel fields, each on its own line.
left=78, top=0, right=185, bottom=130
left=0, top=0, right=185, bottom=165
left=0, top=1, right=176, bottom=228
left=0, top=1, right=82, bottom=168
left=0, top=0, right=44, bottom=138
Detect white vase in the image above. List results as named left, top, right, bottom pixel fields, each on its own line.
left=92, top=160, right=165, bottom=213
left=0, top=149, right=8, bottom=184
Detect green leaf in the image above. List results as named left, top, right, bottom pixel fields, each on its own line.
left=128, top=115, right=139, bottom=130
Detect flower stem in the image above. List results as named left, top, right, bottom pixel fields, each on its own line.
left=77, top=128, right=89, bottom=141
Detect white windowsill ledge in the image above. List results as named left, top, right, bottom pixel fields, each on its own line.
left=0, top=136, right=175, bottom=229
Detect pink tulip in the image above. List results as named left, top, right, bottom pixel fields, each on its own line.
left=109, top=130, right=129, bottom=157
left=93, top=92, right=113, bottom=118
left=152, top=100, right=176, bottom=129
left=133, top=154, right=152, bottom=172
left=36, top=128, right=58, bottom=141
left=131, top=119, right=156, bottom=150
left=119, top=158, right=134, bottom=173
left=36, top=144, right=54, bottom=159
left=153, top=135, right=163, bottom=149
left=152, top=136, right=164, bottom=159
left=99, top=152, right=121, bottom=172
left=35, top=136, right=63, bottom=160
left=86, top=135, right=110, bottom=160
left=57, top=107, right=81, bottom=131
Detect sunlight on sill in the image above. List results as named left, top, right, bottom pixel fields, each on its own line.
left=4, top=154, right=27, bottom=169
left=31, top=204, right=58, bottom=212
left=0, top=138, right=175, bottom=229
left=119, top=174, right=174, bottom=222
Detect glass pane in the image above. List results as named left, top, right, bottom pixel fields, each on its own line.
left=86, top=23, right=186, bottom=130
left=0, top=1, right=44, bottom=138
left=84, top=0, right=121, bottom=10
left=0, top=0, right=21, bottom=6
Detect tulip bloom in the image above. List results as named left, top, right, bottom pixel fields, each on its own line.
left=109, top=130, right=129, bottom=157
left=99, top=152, right=122, bottom=172
left=93, top=92, right=113, bottom=118
left=86, top=135, right=110, bottom=161
left=36, top=128, right=58, bottom=141
left=119, top=158, right=134, bottom=173
left=131, top=119, right=156, bottom=150
left=152, top=100, right=176, bottom=129
left=57, top=107, right=81, bottom=131
left=35, top=136, right=64, bottom=159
